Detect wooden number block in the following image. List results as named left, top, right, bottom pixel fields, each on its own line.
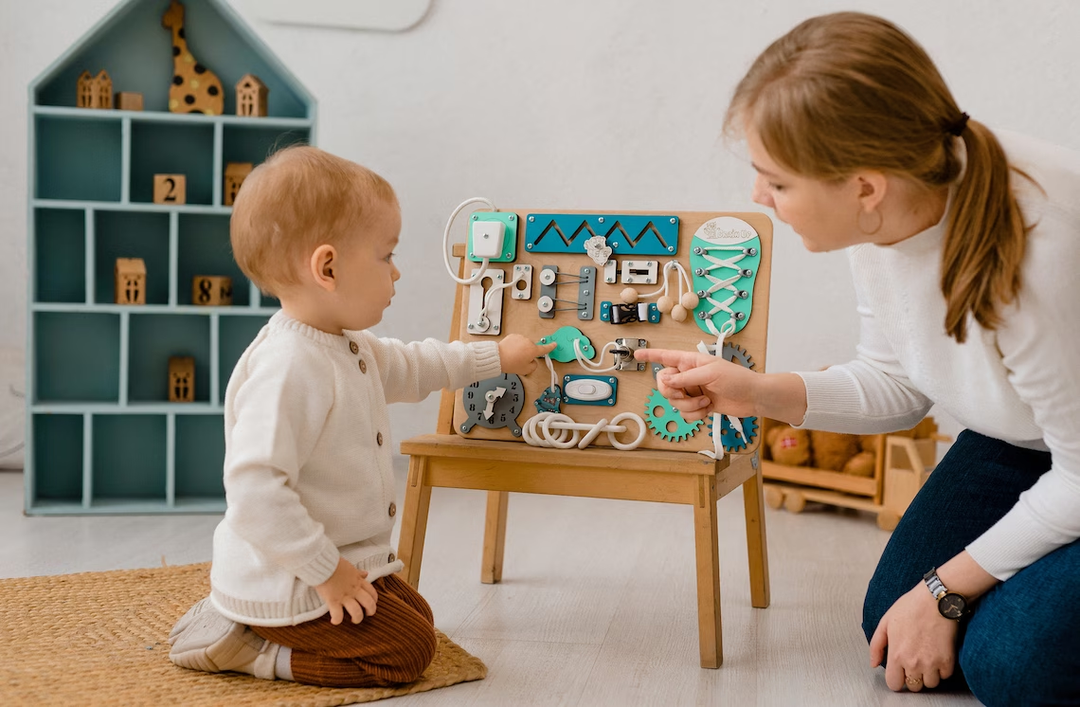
left=154, top=174, right=186, bottom=204
left=114, top=258, right=147, bottom=305
left=115, top=92, right=144, bottom=111
left=192, top=275, right=233, bottom=306
left=224, top=162, right=253, bottom=206
left=168, top=356, right=196, bottom=403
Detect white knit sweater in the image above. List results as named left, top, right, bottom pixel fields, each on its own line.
left=796, top=131, right=1080, bottom=581
left=210, top=312, right=501, bottom=626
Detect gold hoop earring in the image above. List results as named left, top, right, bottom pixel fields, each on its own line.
left=857, top=209, right=883, bottom=236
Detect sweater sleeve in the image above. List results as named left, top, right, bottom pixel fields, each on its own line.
left=965, top=212, right=1080, bottom=580
left=223, top=338, right=340, bottom=588
left=365, top=336, right=502, bottom=404
left=794, top=254, right=933, bottom=433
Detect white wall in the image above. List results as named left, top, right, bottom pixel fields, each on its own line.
left=3, top=0, right=1079, bottom=446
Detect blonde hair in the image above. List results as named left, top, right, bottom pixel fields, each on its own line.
left=230, top=146, right=397, bottom=294
left=724, top=12, right=1033, bottom=344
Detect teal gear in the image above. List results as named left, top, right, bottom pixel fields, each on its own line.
left=644, top=389, right=702, bottom=442
left=708, top=415, right=759, bottom=453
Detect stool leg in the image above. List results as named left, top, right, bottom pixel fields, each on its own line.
left=397, top=456, right=432, bottom=589
left=694, top=475, right=723, bottom=668
left=481, top=491, right=509, bottom=584
left=742, top=453, right=771, bottom=609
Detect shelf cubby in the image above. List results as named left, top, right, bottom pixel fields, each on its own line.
left=224, top=124, right=311, bottom=167
left=130, top=122, right=215, bottom=205
left=175, top=414, right=226, bottom=503
left=218, top=314, right=271, bottom=404
left=128, top=313, right=211, bottom=403
left=35, top=115, right=121, bottom=202
left=94, top=210, right=170, bottom=305
left=178, top=214, right=251, bottom=306
left=32, top=414, right=85, bottom=505
left=35, top=208, right=87, bottom=303
left=35, top=312, right=120, bottom=403
left=91, top=414, right=167, bottom=504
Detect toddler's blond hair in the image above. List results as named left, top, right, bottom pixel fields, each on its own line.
left=230, top=146, right=397, bottom=295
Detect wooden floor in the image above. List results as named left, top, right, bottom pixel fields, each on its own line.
left=0, top=466, right=979, bottom=706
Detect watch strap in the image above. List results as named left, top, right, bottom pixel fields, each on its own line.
left=922, top=567, right=947, bottom=600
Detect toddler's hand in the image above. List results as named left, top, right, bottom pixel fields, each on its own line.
left=498, top=334, right=557, bottom=376
left=315, top=557, right=379, bottom=625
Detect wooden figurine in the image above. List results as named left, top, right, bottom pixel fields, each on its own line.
left=114, top=258, right=147, bottom=305
left=162, top=0, right=224, bottom=116
left=192, top=276, right=233, bottom=306
left=153, top=174, right=186, bottom=204
left=168, top=357, right=196, bottom=402
left=115, top=91, right=144, bottom=111
left=76, top=70, right=112, bottom=109
left=224, top=162, right=253, bottom=206
left=235, top=74, right=268, bottom=117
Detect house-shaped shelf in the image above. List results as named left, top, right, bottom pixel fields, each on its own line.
left=27, top=0, right=316, bottom=514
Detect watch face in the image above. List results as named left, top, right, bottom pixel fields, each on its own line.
left=939, top=592, right=967, bottom=620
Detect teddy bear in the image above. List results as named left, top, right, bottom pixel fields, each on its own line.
left=809, top=430, right=861, bottom=472
left=766, top=424, right=812, bottom=467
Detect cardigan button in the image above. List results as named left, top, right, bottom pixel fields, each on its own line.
left=359, top=359, right=367, bottom=374
left=388, top=502, right=396, bottom=517
left=388, top=552, right=396, bottom=563
left=349, top=341, right=359, bottom=355
left=376, top=432, right=384, bottom=446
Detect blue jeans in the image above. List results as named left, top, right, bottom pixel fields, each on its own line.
left=862, top=430, right=1080, bottom=707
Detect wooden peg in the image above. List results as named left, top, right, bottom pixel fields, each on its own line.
left=235, top=74, right=268, bottom=117
left=168, top=356, right=196, bottom=402
left=115, top=92, right=144, bottom=111
left=153, top=174, right=186, bottom=205
left=114, top=258, right=147, bottom=305
left=192, top=275, right=233, bottom=306
left=224, top=162, right=253, bottom=206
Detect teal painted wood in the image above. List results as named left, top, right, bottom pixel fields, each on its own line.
left=27, top=0, right=316, bottom=514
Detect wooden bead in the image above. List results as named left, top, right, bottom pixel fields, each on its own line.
left=671, top=304, right=688, bottom=322
left=620, top=287, right=639, bottom=304
left=657, top=295, right=674, bottom=314
left=680, top=292, right=700, bottom=310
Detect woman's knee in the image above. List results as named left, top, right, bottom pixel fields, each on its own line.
left=961, top=619, right=1079, bottom=707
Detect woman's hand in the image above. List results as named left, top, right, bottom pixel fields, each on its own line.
left=869, top=583, right=959, bottom=692
left=632, top=348, right=767, bottom=421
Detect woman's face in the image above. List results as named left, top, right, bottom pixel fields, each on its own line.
left=745, top=126, right=865, bottom=253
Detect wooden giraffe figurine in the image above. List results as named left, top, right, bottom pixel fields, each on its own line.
left=162, top=0, right=224, bottom=115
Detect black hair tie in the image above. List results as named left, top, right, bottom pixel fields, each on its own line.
left=947, top=112, right=970, bottom=137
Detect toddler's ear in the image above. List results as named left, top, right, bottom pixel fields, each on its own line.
left=310, top=245, right=337, bottom=291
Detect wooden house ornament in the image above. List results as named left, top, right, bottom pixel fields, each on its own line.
left=224, top=162, right=253, bottom=206
left=114, top=258, right=146, bottom=304
left=192, top=275, right=233, bottom=306
left=236, top=74, right=268, bottom=117
left=168, top=356, right=196, bottom=402
left=76, top=69, right=113, bottom=109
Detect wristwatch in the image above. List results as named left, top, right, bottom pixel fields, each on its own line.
left=923, top=567, right=969, bottom=620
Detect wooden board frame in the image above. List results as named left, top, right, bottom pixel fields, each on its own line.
left=448, top=210, right=773, bottom=455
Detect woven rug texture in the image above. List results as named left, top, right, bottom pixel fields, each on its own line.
left=0, top=562, right=486, bottom=706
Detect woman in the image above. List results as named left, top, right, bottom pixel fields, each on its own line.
left=636, top=12, right=1080, bottom=705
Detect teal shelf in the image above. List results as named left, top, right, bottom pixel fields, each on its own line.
left=26, top=0, right=315, bottom=515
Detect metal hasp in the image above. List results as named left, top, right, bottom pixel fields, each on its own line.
left=525, top=214, right=679, bottom=255
left=612, top=338, right=647, bottom=372
left=461, top=373, right=526, bottom=437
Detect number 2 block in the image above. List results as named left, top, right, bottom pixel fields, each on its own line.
left=153, top=174, right=186, bottom=205
left=192, top=275, right=233, bottom=306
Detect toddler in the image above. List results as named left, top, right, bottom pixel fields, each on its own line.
left=168, top=146, right=548, bottom=687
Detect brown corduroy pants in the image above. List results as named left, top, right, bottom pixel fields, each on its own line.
left=250, top=574, right=437, bottom=688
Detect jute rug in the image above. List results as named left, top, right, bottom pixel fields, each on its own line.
left=0, top=563, right=486, bottom=706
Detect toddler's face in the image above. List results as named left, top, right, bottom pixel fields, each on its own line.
left=335, top=200, right=402, bottom=330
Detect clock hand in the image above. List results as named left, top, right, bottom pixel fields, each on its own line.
left=482, top=386, right=506, bottom=421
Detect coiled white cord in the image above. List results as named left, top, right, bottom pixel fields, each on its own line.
left=523, top=411, right=646, bottom=450
left=443, top=196, right=497, bottom=286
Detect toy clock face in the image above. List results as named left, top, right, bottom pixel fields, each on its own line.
left=461, top=373, right=525, bottom=437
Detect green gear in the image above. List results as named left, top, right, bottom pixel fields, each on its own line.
left=644, top=389, right=702, bottom=442
left=707, top=415, right=759, bottom=453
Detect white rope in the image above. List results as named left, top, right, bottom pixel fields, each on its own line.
left=443, top=197, right=497, bottom=286
left=695, top=320, right=742, bottom=461
left=573, top=339, right=619, bottom=374
left=523, top=411, right=647, bottom=450
left=544, top=353, right=557, bottom=392
left=693, top=245, right=754, bottom=324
